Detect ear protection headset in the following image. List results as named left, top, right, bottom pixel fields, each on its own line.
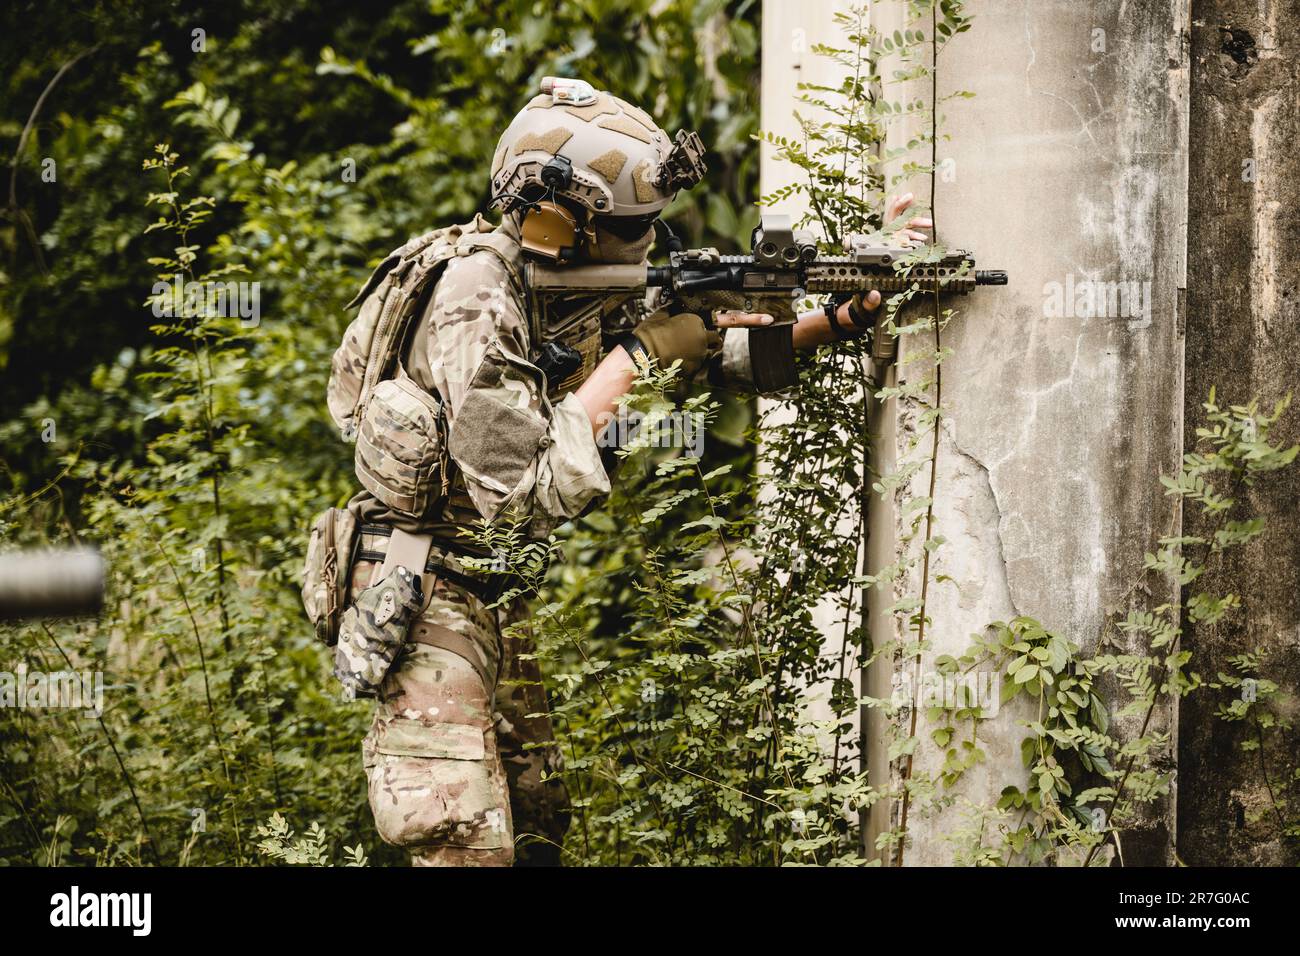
left=513, top=156, right=589, bottom=261
left=512, top=155, right=657, bottom=262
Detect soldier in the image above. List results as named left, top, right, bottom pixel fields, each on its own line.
left=336, top=77, right=931, bottom=866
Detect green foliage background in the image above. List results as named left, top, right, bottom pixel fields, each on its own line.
left=9, top=0, right=1288, bottom=870
left=0, top=0, right=761, bottom=865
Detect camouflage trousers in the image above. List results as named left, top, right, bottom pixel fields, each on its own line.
left=350, top=544, right=570, bottom=866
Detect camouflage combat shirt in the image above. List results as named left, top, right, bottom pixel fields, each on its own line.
left=350, top=217, right=760, bottom=552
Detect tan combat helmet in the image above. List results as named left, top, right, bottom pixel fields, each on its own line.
left=489, top=77, right=705, bottom=259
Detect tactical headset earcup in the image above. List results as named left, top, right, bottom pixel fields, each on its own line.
left=519, top=202, right=582, bottom=261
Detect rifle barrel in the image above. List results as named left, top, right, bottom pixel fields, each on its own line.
left=0, top=548, right=105, bottom=621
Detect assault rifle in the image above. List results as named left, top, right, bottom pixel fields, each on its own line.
left=526, top=213, right=1007, bottom=391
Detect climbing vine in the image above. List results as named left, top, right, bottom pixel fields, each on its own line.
left=936, top=390, right=1298, bottom=865
left=757, top=0, right=976, bottom=864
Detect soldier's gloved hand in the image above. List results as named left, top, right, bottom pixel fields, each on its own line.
left=624, top=310, right=721, bottom=378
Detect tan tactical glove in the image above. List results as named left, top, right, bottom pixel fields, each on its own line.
left=623, top=310, right=721, bottom=378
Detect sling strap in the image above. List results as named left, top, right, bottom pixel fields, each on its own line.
left=410, top=620, right=497, bottom=693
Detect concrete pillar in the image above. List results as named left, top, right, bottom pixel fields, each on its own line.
left=1178, top=0, right=1300, bottom=867
left=886, top=0, right=1189, bottom=867
left=761, top=0, right=1190, bottom=864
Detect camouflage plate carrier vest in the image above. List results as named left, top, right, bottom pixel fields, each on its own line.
left=303, top=216, right=518, bottom=648
left=329, top=214, right=517, bottom=444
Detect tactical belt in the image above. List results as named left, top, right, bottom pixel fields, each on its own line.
left=355, top=524, right=517, bottom=606
left=357, top=527, right=503, bottom=691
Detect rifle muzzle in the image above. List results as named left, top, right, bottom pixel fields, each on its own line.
left=0, top=548, right=106, bottom=621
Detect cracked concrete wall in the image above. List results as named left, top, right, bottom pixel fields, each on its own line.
left=762, top=0, right=1190, bottom=864
left=882, top=0, right=1189, bottom=866
left=1178, top=0, right=1300, bottom=867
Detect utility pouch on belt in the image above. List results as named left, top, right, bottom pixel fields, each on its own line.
left=334, top=565, right=424, bottom=699
left=333, top=528, right=435, bottom=699
left=301, top=507, right=358, bottom=646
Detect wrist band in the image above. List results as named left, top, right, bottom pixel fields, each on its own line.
left=617, top=333, right=652, bottom=367
left=823, top=300, right=850, bottom=340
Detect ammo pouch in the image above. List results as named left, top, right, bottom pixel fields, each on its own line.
left=354, top=367, right=450, bottom=520
left=334, top=565, right=424, bottom=700
left=301, top=506, right=358, bottom=646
